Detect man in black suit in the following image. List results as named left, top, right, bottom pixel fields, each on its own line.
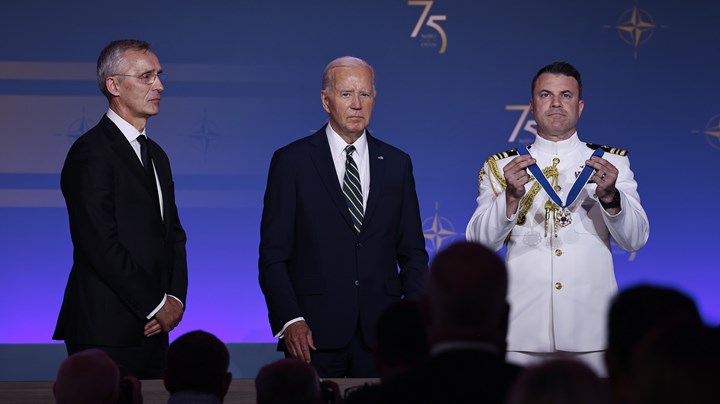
left=345, top=241, right=522, bottom=404
left=53, top=39, right=187, bottom=379
left=259, top=56, right=428, bottom=377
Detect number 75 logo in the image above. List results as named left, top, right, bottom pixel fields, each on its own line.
left=409, top=1, right=448, bottom=54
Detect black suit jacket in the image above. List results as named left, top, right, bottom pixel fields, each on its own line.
left=53, top=115, right=188, bottom=346
left=259, top=127, right=428, bottom=349
left=345, top=348, right=523, bottom=404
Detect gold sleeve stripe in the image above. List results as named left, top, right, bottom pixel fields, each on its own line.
left=585, top=143, right=628, bottom=156
left=490, top=149, right=519, bottom=161
left=477, top=149, right=520, bottom=197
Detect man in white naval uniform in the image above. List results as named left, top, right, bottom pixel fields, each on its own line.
left=466, top=62, right=649, bottom=375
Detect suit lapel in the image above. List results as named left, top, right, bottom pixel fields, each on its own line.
left=148, top=139, right=171, bottom=233
left=100, top=116, right=164, bottom=225
left=100, top=117, right=148, bottom=187
left=363, top=132, right=384, bottom=232
left=308, top=127, right=355, bottom=232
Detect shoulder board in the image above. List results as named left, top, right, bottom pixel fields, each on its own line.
left=585, top=143, right=628, bottom=156
left=490, top=149, right=519, bottom=161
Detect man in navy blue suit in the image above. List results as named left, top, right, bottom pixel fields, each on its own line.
left=259, top=56, right=428, bottom=378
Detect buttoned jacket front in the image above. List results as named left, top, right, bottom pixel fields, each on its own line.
left=466, top=133, right=649, bottom=352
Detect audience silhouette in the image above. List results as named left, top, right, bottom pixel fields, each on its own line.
left=54, top=348, right=123, bottom=404
left=255, top=358, right=340, bottom=404
left=163, top=330, right=232, bottom=403
left=604, top=284, right=702, bottom=403
left=505, top=358, right=608, bottom=404
left=345, top=241, right=521, bottom=404
left=374, top=299, right=428, bottom=381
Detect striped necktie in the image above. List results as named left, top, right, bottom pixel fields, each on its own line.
left=342, top=145, right=364, bottom=234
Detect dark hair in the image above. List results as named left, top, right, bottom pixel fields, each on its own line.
left=97, top=39, right=151, bottom=99
left=531, top=61, right=582, bottom=99
left=607, top=284, right=701, bottom=371
left=164, top=330, right=230, bottom=396
left=255, top=359, right=320, bottom=404
left=427, top=241, right=507, bottom=328
left=376, top=300, right=428, bottom=367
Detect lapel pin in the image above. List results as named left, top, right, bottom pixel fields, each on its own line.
left=378, top=156, right=384, bottom=160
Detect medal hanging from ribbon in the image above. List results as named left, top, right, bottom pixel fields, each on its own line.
left=517, top=146, right=604, bottom=237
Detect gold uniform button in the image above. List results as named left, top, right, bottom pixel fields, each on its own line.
left=555, top=249, right=563, bottom=256
left=554, top=185, right=561, bottom=192
left=555, top=282, right=563, bottom=290
left=553, top=157, right=560, bottom=164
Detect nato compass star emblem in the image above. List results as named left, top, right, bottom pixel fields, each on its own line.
left=604, top=2, right=668, bottom=59
left=691, top=114, right=720, bottom=151
left=57, top=106, right=93, bottom=144
left=189, top=111, right=222, bottom=156
left=422, top=202, right=458, bottom=253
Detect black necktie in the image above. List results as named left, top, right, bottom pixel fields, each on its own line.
left=342, top=145, right=364, bottom=234
left=136, top=135, right=160, bottom=206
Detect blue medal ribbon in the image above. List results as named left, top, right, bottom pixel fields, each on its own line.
left=517, top=146, right=604, bottom=209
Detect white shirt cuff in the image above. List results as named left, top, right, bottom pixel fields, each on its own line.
left=146, top=294, right=183, bottom=319
left=274, top=317, right=305, bottom=338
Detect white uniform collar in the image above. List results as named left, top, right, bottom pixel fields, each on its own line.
left=531, top=132, right=582, bottom=154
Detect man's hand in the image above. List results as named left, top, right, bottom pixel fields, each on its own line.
left=284, top=321, right=316, bottom=364
left=154, top=297, right=184, bottom=334
left=586, top=156, right=621, bottom=215
left=144, top=318, right=162, bottom=337
left=503, top=155, right=536, bottom=217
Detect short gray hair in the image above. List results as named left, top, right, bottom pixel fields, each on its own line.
left=321, top=56, right=375, bottom=93
left=96, top=39, right=151, bottom=100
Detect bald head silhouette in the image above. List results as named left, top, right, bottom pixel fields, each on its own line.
left=54, top=349, right=120, bottom=404
left=423, top=241, right=509, bottom=348
left=255, top=358, right=321, bottom=404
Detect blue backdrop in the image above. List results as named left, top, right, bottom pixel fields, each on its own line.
left=1, top=0, right=718, bottom=344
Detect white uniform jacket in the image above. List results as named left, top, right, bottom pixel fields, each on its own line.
left=466, top=134, right=649, bottom=352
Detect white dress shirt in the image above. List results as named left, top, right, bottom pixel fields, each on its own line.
left=106, top=108, right=182, bottom=318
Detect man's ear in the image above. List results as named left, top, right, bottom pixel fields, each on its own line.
left=320, top=90, right=331, bottom=114
left=106, top=76, right=121, bottom=97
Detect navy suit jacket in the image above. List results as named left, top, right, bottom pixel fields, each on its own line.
left=259, top=126, right=428, bottom=349
left=53, top=115, right=188, bottom=346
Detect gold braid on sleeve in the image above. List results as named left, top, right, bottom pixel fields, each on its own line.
left=517, top=182, right=540, bottom=225
left=485, top=158, right=506, bottom=197
left=477, top=166, right=486, bottom=195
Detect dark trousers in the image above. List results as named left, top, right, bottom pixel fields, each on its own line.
left=66, top=335, right=168, bottom=380
left=286, top=324, right=377, bottom=378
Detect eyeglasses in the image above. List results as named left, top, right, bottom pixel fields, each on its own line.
left=111, top=72, right=168, bottom=85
